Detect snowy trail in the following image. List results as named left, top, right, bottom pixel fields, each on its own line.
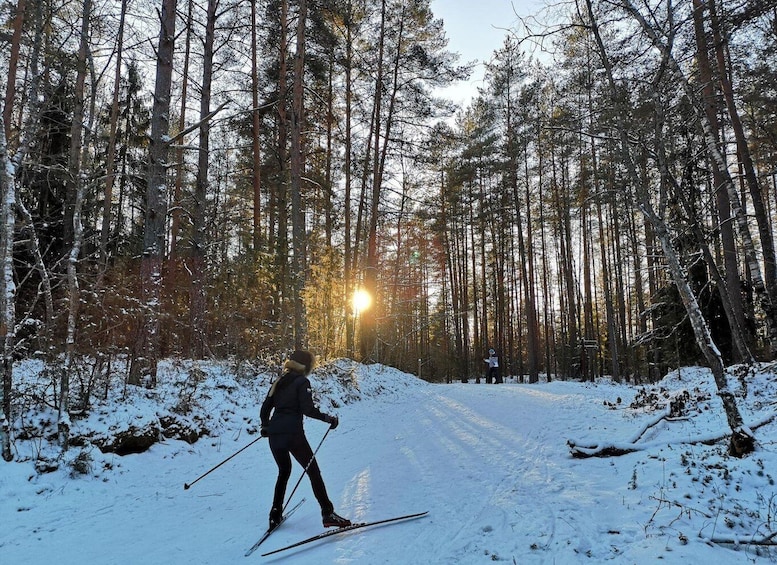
left=3, top=377, right=763, bottom=564
left=282, top=383, right=639, bottom=564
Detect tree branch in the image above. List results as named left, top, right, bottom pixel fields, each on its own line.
left=568, top=411, right=777, bottom=458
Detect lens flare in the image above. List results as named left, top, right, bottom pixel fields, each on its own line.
left=353, top=289, right=372, bottom=313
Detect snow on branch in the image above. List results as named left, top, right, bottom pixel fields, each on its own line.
left=567, top=411, right=777, bottom=459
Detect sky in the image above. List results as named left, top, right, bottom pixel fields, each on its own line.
left=2, top=358, right=775, bottom=563
left=430, top=0, right=546, bottom=107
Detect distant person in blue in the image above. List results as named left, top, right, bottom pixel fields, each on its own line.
left=260, top=350, right=351, bottom=530
left=484, top=348, right=502, bottom=384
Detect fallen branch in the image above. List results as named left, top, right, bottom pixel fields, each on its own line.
left=630, top=408, right=671, bottom=443
left=704, top=530, right=777, bottom=547
left=568, top=411, right=777, bottom=458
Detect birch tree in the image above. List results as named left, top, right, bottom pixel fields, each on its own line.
left=0, top=0, right=46, bottom=462
left=0, top=116, right=14, bottom=462
left=59, top=0, right=93, bottom=448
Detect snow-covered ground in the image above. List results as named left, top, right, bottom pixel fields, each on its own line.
left=2, top=359, right=777, bottom=564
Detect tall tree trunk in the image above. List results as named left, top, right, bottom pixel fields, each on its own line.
left=250, top=0, right=263, bottom=254
left=60, top=0, right=92, bottom=448
left=275, top=0, right=290, bottom=333
left=649, top=202, right=754, bottom=455
left=537, top=123, right=554, bottom=380
left=171, top=0, right=194, bottom=259
left=131, top=0, right=177, bottom=387
left=324, top=52, right=335, bottom=247
left=3, top=0, right=26, bottom=144
left=100, top=0, right=128, bottom=277
left=581, top=165, right=596, bottom=380
left=521, top=141, right=540, bottom=382
left=610, top=180, right=630, bottom=376
left=553, top=147, right=579, bottom=379
left=628, top=205, right=647, bottom=377
left=589, top=131, right=620, bottom=380
left=691, top=0, right=749, bottom=358
left=469, top=185, right=481, bottom=377
left=343, top=1, right=355, bottom=357
left=190, top=0, right=217, bottom=359
left=0, top=116, right=15, bottom=462
left=361, top=0, right=388, bottom=361
left=0, top=0, right=45, bottom=461
left=290, top=0, right=308, bottom=348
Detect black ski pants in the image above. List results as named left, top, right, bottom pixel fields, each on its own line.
left=269, top=432, right=333, bottom=515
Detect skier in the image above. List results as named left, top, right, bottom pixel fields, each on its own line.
left=484, top=348, right=501, bottom=384
left=260, top=350, right=351, bottom=530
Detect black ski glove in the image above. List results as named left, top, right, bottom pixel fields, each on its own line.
left=326, top=415, right=339, bottom=430
left=260, top=425, right=269, bottom=437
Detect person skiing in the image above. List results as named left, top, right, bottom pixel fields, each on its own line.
left=260, top=350, right=351, bottom=530
left=484, top=348, right=501, bottom=384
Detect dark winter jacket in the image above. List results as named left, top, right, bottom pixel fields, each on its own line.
left=260, top=360, right=330, bottom=435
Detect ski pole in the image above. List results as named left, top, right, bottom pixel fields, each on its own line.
left=184, top=435, right=264, bottom=490
left=283, top=426, right=332, bottom=511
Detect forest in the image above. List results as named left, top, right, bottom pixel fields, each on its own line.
left=2, top=0, right=777, bottom=462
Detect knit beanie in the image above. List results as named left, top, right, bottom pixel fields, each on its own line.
left=289, top=350, right=314, bottom=375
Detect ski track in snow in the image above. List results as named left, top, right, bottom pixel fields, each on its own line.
left=266, top=383, right=646, bottom=564
left=372, top=384, right=621, bottom=564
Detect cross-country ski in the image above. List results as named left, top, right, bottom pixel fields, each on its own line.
left=244, top=498, right=305, bottom=557
left=261, top=511, right=429, bottom=557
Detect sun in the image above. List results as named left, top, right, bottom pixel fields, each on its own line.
left=353, top=288, right=372, bottom=313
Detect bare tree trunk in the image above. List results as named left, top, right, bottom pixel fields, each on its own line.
left=275, top=0, right=290, bottom=332
left=581, top=169, right=596, bottom=380
left=59, top=0, right=92, bottom=448
left=521, top=142, right=541, bottom=382
left=189, top=0, right=217, bottom=359
left=361, top=0, right=388, bottom=361
left=324, top=52, right=335, bottom=247
left=3, top=0, right=26, bottom=144
left=171, top=0, right=193, bottom=259
left=469, top=186, right=481, bottom=378
left=131, top=0, right=177, bottom=387
left=250, top=0, right=263, bottom=254
left=100, top=0, right=128, bottom=276
left=588, top=91, right=620, bottom=382
left=0, top=0, right=45, bottom=462
left=691, top=0, right=749, bottom=357
left=343, top=0, right=355, bottom=357
left=0, top=1, right=26, bottom=452
left=290, top=0, right=308, bottom=349
left=537, top=124, right=554, bottom=380
left=552, top=146, right=579, bottom=379
left=0, top=117, right=15, bottom=462
left=647, top=205, right=753, bottom=455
